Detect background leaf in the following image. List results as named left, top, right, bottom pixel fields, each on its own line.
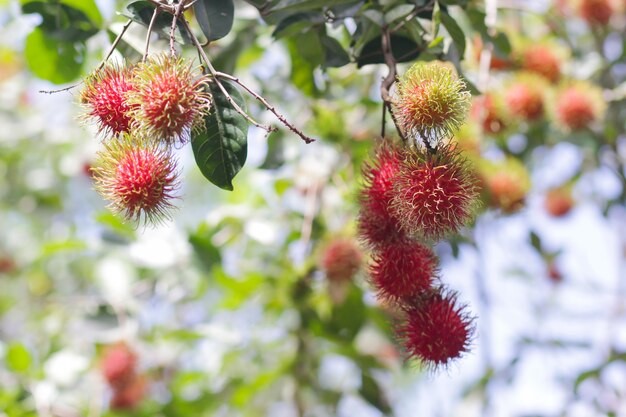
left=194, top=0, right=235, bottom=42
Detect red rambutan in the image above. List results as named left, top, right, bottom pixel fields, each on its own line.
left=544, top=187, right=574, bottom=217
left=321, top=238, right=362, bottom=282
left=369, top=242, right=438, bottom=302
left=101, top=343, right=137, bottom=389
left=578, top=0, right=614, bottom=25
left=80, top=63, right=135, bottom=136
left=358, top=142, right=409, bottom=247
left=399, top=289, right=474, bottom=369
left=389, top=145, right=478, bottom=241
left=110, top=374, right=146, bottom=410
left=471, top=94, right=507, bottom=135
left=521, top=45, right=562, bottom=83
left=127, top=54, right=211, bottom=146
left=92, top=134, right=180, bottom=225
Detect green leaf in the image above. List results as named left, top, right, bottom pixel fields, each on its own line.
left=328, top=285, right=366, bottom=341
left=192, top=81, right=248, bottom=191
left=360, top=372, right=392, bottom=414
left=194, top=0, right=235, bottom=42
left=188, top=223, right=222, bottom=271
left=122, top=1, right=192, bottom=44
left=441, top=12, right=466, bottom=58
left=320, top=34, right=350, bottom=68
left=6, top=343, right=32, bottom=373
left=22, top=1, right=99, bottom=41
left=356, top=34, right=421, bottom=67
left=24, top=28, right=84, bottom=84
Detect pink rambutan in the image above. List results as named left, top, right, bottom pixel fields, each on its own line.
left=321, top=238, right=362, bottom=282
left=521, top=45, right=562, bottom=83
left=393, top=61, right=471, bottom=142
left=80, top=63, right=135, bottom=136
left=505, top=80, right=544, bottom=121
left=389, top=145, right=478, bottom=241
left=369, top=242, right=438, bottom=302
left=358, top=142, right=409, bottom=247
left=127, top=54, right=211, bottom=146
left=399, top=289, right=474, bottom=369
left=555, top=85, right=603, bottom=131
left=110, top=374, right=146, bottom=410
left=101, top=343, right=137, bottom=389
left=92, top=134, right=180, bottom=225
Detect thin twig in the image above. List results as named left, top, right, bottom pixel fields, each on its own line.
left=380, top=26, right=407, bottom=142
left=144, top=7, right=161, bottom=62
left=39, top=19, right=133, bottom=94
left=169, top=1, right=185, bottom=56
left=180, top=18, right=274, bottom=134
left=215, top=72, right=316, bottom=144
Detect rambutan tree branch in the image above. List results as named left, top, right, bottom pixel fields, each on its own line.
left=380, top=26, right=407, bottom=143
left=143, top=7, right=161, bottom=62
left=169, top=1, right=185, bottom=57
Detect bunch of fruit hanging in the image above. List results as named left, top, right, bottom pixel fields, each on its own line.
left=358, top=61, right=479, bottom=369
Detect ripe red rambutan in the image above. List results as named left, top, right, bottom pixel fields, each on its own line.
left=544, top=187, right=574, bottom=217
left=369, top=242, right=438, bottom=302
left=389, top=145, right=478, bottom=241
left=399, top=289, right=474, bottom=369
left=393, top=61, right=470, bottom=142
left=358, top=142, right=409, bottom=247
left=92, top=134, right=180, bottom=225
left=505, top=80, right=544, bottom=121
left=521, top=45, right=561, bottom=83
left=101, top=343, right=137, bottom=389
left=471, top=94, right=507, bottom=135
left=80, top=63, right=135, bottom=136
left=578, top=0, right=614, bottom=25
left=110, top=374, right=146, bottom=410
left=127, top=54, right=211, bottom=146
left=321, top=238, right=362, bottom=282
left=555, top=85, right=602, bottom=131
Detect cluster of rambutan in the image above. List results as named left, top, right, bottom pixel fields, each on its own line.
left=357, top=62, right=478, bottom=369
left=80, top=53, right=212, bottom=225
left=100, top=342, right=146, bottom=410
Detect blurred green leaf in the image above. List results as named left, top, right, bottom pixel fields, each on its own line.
left=24, top=28, right=84, bottom=84
left=6, top=343, right=32, bottom=373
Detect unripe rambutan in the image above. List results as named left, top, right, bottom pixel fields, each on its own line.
left=505, top=75, right=546, bottom=122
left=110, top=374, right=146, bottom=410
left=478, top=157, right=530, bottom=214
left=80, top=63, right=135, bottom=136
left=520, top=45, right=562, bottom=83
left=470, top=94, right=507, bottom=135
left=393, top=61, right=471, bottom=142
left=358, top=142, right=409, bottom=247
left=320, top=238, right=362, bottom=282
left=92, top=134, right=180, bottom=225
left=101, top=343, right=137, bottom=389
left=127, top=54, right=211, bottom=146
left=369, top=242, right=438, bottom=303
left=554, top=83, right=605, bottom=131
left=544, top=187, right=574, bottom=217
left=398, top=289, right=474, bottom=369
left=577, top=0, right=614, bottom=25
left=389, top=145, right=479, bottom=241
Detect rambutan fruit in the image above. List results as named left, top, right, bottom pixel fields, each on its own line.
left=544, top=187, right=574, bottom=217
left=472, top=36, right=511, bottom=71
left=477, top=157, right=531, bottom=214
left=505, top=74, right=547, bottom=122
left=320, top=238, right=362, bottom=282
left=369, top=242, right=438, bottom=302
left=80, top=63, right=135, bottom=136
left=393, top=61, right=471, bottom=142
left=358, top=142, right=409, bottom=247
left=577, top=0, right=614, bottom=25
left=110, top=374, right=146, bottom=410
left=100, top=343, right=137, bottom=389
left=398, top=289, right=474, bottom=369
left=554, top=82, right=605, bottom=131
left=92, top=134, right=180, bottom=225
left=127, top=54, right=211, bottom=146
left=520, top=44, right=562, bottom=83
left=389, top=145, right=479, bottom=241
left=470, top=94, right=507, bottom=135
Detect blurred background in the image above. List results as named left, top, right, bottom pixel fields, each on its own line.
left=1, top=0, right=626, bottom=416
